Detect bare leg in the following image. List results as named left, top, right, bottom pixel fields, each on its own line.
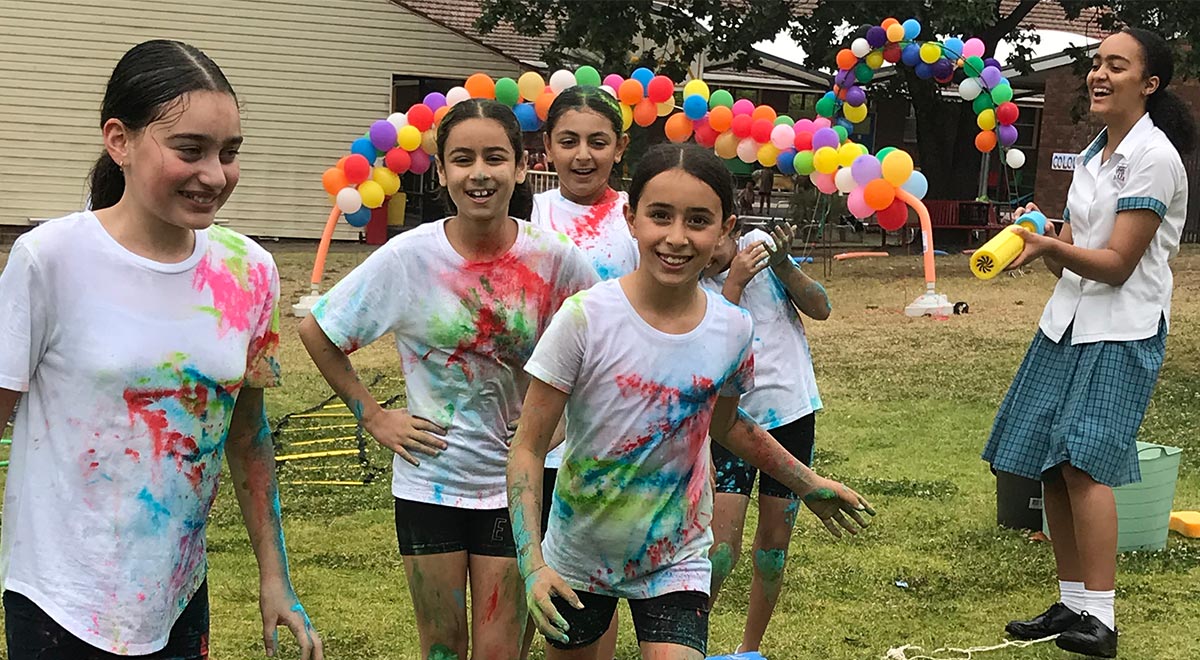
left=741, top=497, right=800, bottom=651
left=402, top=552, right=470, bottom=660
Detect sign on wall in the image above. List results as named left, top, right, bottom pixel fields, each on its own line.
left=1051, top=153, right=1077, bottom=171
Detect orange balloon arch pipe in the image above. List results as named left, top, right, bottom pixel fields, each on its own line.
left=895, top=188, right=937, bottom=291
left=310, top=206, right=343, bottom=288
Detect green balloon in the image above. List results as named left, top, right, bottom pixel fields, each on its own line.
left=709, top=89, right=734, bottom=109
left=795, top=150, right=815, bottom=175
left=992, top=83, right=1013, bottom=104
left=854, top=63, right=874, bottom=84
left=774, top=115, right=795, bottom=126
left=876, top=146, right=897, bottom=162
left=833, top=125, right=849, bottom=141
left=495, top=77, right=520, bottom=106
left=963, top=55, right=986, bottom=78
left=815, top=96, right=837, bottom=118
left=973, top=93, right=995, bottom=114
left=574, top=65, right=602, bottom=88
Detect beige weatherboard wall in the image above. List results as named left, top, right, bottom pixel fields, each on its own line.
left=0, top=0, right=523, bottom=239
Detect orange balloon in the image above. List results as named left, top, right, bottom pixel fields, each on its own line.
left=464, top=73, right=495, bottom=99
left=863, top=179, right=896, bottom=211
left=618, top=79, right=645, bottom=106
left=975, top=130, right=997, bottom=152
left=708, top=106, right=733, bottom=133
left=881, top=17, right=899, bottom=28
left=322, top=167, right=349, bottom=195
left=664, top=113, right=693, bottom=143
left=633, top=98, right=657, bottom=127
left=836, top=48, right=858, bottom=71
left=336, top=155, right=350, bottom=170
left=535, top=92, right=555, bottom=120
left=433, top=106, right=450, bottom=124
left=751, top=105, right=777, bottom=124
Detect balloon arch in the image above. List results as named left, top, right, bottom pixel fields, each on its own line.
left=299, top=16, right=1027, bottom=318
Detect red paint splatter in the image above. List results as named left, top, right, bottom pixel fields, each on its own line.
left=123, top=383, right=217, bottom=491
left=193, top=256, right=272, bottom=337
left=483, top=584, right=500, bottom=623
left=557, top=188, right=620, bottom=248
left=125, top=448, right=141, bottom=462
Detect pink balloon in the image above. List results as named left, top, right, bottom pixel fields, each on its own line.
left=603, top=74, right=625, bottom=90
left=847, top=188, right=873, bottom=219
left=812, top=117, right=832, bottom=130
left=770, top=123, right=795, bottom=150
left=736, top=137, right=759, bottom=163
left=732, top=98, right=755, bottom=116
left=794, top=118, right=815, bottom=133
left=811, top=171, right=838, bottom=194
left=963, top=37, right=985, bottom=58
left=409, top=149, right=431, bottom=175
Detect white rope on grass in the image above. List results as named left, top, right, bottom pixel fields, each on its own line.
left=883, top=635, right=1058, bottom=660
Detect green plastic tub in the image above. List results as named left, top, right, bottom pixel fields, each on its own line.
left=1043, top=441, right=1183, bottom=552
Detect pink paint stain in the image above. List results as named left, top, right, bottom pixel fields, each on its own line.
left=560, top=188, right=620, bottom=248
left=193, top=255, right=272, bottom=337
left=483, top=584, right=500, bottom=623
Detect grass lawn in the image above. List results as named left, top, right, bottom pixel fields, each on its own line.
left=1, top=240, right=1198, bottom=660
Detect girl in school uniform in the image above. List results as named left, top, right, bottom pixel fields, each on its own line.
left=300, top=99, right=597, bottom=660
left=984, top=28, right=1194, bottom=659
left=508, top=143, right=873, bottom=660
left=0, top=40, right=320, bottom=660
left=700, top=218, right=832, bottom=656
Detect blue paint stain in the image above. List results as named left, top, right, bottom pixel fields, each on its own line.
left=137, top=487, right=171, bottom=532
left=761, top=408, right=783, bottom=428
left=432, top=483, right=445, bottom=503
left=594, top=260, right=619, bottom=281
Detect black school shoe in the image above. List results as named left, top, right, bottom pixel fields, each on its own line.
left=1005, top=602, right=1083, bottom=639
left=1056, top=613, right=1118, bottom=658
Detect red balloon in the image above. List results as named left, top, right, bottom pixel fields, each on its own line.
left=693, top=117, right=719, bottom=147
left=883, top=44, right=902, bottom=63
left=647, top=75, right=675, bottom=103
left=750, top=119, right=773, bottom=143
left=876, top=198, right=909, bottom=231
left=731, top=114, right=754, bottom=138
left=793, top=131, right=813, bottom=151
left=385, top=148, right=411, bottom=174
left=996, top=102, right=1020, bottom=125
left=407, top=104, right=435, bottom=131
left=343, top=154, right=371, bottom=184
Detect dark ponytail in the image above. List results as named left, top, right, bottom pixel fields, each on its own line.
left=435, top=98, right=532, bottom=219
left=89, top=40, right=236, bottom=210
left=1123, top=27, right=1197, bottom=155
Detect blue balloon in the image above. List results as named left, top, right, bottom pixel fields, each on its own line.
left=915, top=62, right=934, bottom=79
left=514, top=102, right=542, bottom=132
left=683, top=94, right=708, bottom=120
left=943, top=37, right=965, bottom=58
left=631, top=67, right=655, bottom=92
left=777, top=149, right=797, bottom=175
left=836, top=118, right=854, bottom=132
left=351, top=137, right=378, bottom=162
left=901, top=171, right=929, bottom=200
left=344, top=206, right=372, bottom=227
left=902, top=18, right=921, bottom=40
left=901, top=43, right=922, bottom=67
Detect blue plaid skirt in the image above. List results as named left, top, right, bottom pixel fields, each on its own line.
left=982, top=319, right=1167, bottom=487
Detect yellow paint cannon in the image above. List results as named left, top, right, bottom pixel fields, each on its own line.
left=970, top=211, right=1048, bottom=279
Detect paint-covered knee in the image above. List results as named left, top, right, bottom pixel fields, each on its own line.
left=710, top=541, right=738, bottom=584
left=427, top=642, right=465, bottom=660
left=753, top=548, right=787, bottom=583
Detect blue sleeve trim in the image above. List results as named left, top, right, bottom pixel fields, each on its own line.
left=1116, top=196, right=1167, bottom=219
left=1062, top=207, right=1071, bottom=223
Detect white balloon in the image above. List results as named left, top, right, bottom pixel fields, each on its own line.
left=736, top=138, right=759, bottom=163
left=336, top=188, right=363, bottom=214
left=1005, top=148, right=1027, bottom=169
left=835, top=167, right=857, bottom=194
left=549, top=69, right=577, bottom=93
left=386, top=112, right=408, bottom=131
left=900, top=171, right=929, bottom=200
left=600, top=84, right=617, bottom=98
left=851, top=38, right=871, bottom=58
left=445, top=86, right=471, bottom=107
left=958, top=78, right=982, bottom=101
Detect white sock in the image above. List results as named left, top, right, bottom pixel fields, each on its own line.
left=1084, top=588, right=1116, bottom=630
left=1059, top=580, right=1086, bottom=614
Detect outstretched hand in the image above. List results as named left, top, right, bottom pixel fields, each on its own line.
left=802, top=478, right=875, bottom=538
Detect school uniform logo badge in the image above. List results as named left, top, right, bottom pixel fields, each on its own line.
left=1113, top=163, right=1127, bottom=187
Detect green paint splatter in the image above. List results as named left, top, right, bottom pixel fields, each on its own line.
left=754, top=548, right=787, bottom=584
left=710, top=542, right=734, bottom=584
left=427, top=643, right=459, bottom=660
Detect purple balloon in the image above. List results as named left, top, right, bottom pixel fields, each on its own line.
left=998, top=124, right=1019, bottom=147
left=932, top=58, right=954, bottom=80
left=984, top=57, right=1001, bottom=70
left=866, top=26, right=888, bottom=48
left=423, top=92, right=448, bottom=111
left=812, top=127, right=840, bottom=150
left=845, top=85, right=866, bottom=106
left=835, top=69, right=855, bottom=87
left=850, top=154, right=882, bottom=185
left=981, top=66, right=1003, bottom=88
left=369, top=120, right=398, bottom=151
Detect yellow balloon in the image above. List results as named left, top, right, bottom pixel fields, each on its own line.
left=977, top=108, right=997, bottom=131
left=358, top=180, right=385, bottom=209
left=843, top=103, right=868, bottom=124
left=518, top=71, right=546, bottom=102
left=620, top=103, right=633, bottom=131
left=372, top=167, right=401, bottom=196
left=398, top=125, right=421, bottom=151
left=683, top=78, right=710, bottom=100
left=837, top=142, right=860, bottom=168
left=657, top=98, right=675, bottom=117
left=920, top=42, right=942, bottom=64
left=881, top=150, right=915, bottom=186
left=866, top=50, right=884, bottom=69
left=715, top=132, right=739, bottom=159
left=813, top=146, right=840, bottom=174
left=757, top=143, right=780, bottom=167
